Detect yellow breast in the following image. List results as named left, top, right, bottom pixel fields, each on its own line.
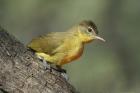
left=59, top=44, right=84, bottom=65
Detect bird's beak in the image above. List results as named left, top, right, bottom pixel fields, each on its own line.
left=95, top=36, right=105, bottom=42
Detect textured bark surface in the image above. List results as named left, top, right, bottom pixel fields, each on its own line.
left=0, top=26, right=78, bottom=93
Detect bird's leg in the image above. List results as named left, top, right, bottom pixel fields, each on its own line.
left=35, top=52, right=69, bottom=80
left=46, top=53, right=69, bottom=80
left=39, top=52, right=67, bottom=73
left=55, top=65, right=68, bottom=80
left=35, top=52, right=51, bottom=70
left=53, top=65, right=66, bottom=73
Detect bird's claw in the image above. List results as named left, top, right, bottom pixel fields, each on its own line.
left=38, top=56, right=51, bottom=70
left=38, top=57, right=68, bottom=80
left=55, top=66, right=68, bottom=80
left=61, top=72, right=69, bottom=80
left=51, top=66, right=68, bottom=80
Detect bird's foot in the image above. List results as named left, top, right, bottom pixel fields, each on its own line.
left=54, top=65, right=67, bottom=73
left=46, top=65, right=69, bottom=80
left=38, top=56, right=51, bottom=70
left=54, top=67, right=67, bottom=73
left=55, top=66, right=68, bottom=80
left=61, top=72, right=69, bottom=80
left=37, top=57, right=68, bottom=80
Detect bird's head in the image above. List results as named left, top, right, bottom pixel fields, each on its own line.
left=77, top=20, right=105, bottom=43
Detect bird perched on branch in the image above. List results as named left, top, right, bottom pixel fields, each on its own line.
left=27, top=20, right=105, bottom=71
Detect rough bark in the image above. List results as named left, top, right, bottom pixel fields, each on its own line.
left=0, top=26, right=78, bottom=93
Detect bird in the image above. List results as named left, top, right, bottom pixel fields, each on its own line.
left=27, top=20, right=105, bottom=70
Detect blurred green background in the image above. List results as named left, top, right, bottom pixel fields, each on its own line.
left=0, top=0, right=140, bottom=93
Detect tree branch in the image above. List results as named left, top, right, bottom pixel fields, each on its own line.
left=0, top=26, right=78, bottom=93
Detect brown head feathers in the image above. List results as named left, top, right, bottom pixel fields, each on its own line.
left=79, top=20, right=98, bottom=35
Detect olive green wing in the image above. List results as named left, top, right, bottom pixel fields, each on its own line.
left=27, top=32, right=66, bottom=55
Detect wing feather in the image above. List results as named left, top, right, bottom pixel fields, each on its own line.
left=28, top=32, right=66, bottom=55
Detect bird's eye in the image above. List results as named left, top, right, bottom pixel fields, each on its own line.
left=87, top=27, right=93, bottom=33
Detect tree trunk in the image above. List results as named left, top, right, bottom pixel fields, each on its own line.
left=0, top=26, right=78, bottom=93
